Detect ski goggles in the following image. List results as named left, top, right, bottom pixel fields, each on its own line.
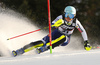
left=65, top=13, right=75, bottom=19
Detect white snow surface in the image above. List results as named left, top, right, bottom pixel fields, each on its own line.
left=0, top=49, right=100, bottom=65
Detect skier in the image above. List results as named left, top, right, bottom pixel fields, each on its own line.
left=12, top=6, right=92, bottom=57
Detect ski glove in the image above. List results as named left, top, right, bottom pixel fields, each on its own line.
left=84, top=40, right=92, bottom=51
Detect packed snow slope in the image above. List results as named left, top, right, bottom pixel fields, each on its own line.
left=0, top=49, right=100, bottom=65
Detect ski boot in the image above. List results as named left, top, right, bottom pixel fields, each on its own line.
left=36, top=46, right=48, bottom=54
left=12, top=48, right=25, bottom=57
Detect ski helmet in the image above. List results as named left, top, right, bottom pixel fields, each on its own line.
left=64, top=6, right=76, bottom=15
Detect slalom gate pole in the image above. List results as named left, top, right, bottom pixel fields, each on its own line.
left=47, top=0, right=52, bottom=54
left=7, top=26, right=49, bottom=40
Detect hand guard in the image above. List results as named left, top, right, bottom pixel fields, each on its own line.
left=84, top=40, right=92, bottom=51
left=51, top=19, right=64, bottom=27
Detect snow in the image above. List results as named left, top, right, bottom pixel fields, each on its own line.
left=0, top=49, right=100, bottom=65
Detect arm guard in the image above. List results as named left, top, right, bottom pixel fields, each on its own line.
left=51, top=19, right=64, bottom=27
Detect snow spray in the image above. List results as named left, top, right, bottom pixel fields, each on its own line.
left=0, top=9, right=46, bottom=57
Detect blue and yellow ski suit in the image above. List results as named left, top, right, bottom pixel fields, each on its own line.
left=41, top=15, right=88, bottom=49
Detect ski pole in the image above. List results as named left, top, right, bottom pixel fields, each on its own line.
left=7, top=26, right=49, bottom=40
